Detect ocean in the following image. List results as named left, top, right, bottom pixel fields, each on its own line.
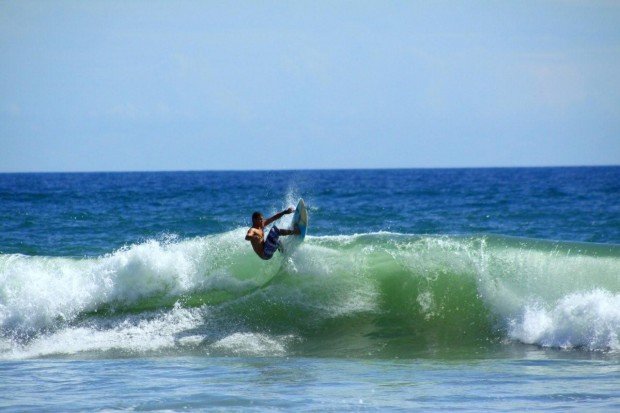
left=1, top=167, right=619, bottom=411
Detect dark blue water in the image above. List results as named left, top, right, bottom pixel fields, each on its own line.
left=1, top=167, right=619, bottom=411
left=2, top=167, right=618, bottom=257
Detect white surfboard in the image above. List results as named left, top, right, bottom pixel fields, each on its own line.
left=278, top=198, right=308, bottom=254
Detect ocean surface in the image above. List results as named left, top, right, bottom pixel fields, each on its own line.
left=1, top=167, right=619, bottom=411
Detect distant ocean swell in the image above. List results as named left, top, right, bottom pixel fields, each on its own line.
left=1, top=230, right=618, bottom=359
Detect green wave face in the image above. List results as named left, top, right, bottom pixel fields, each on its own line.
left=1, top=232, right=619, bottom=358
left=209, top=234, right=619, bottom=355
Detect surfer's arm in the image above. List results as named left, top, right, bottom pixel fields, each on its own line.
left=264, top=207, right=294, bottom=226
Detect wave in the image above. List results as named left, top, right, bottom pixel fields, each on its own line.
left=1, top=231, right=619, bottom=359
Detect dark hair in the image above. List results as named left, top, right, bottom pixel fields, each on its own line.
left=252, top=211, right=262, bottom=223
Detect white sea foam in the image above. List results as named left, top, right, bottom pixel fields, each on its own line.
left=472, top=240, right=620, bottom=351
left=4, top=304, right=205, bottom=359
left=210, top=332, right=294, bottom=356
left=0, top=229, right=264, bottom=334
left=508, top=289, right=620, bottom=351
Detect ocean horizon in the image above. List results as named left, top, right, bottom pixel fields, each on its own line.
left=2, top=163, right=618, bottom=174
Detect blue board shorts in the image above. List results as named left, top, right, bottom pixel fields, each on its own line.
left=262, top=226, right=281, bottom=260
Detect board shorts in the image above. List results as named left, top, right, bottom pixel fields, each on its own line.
left=262, top=226, right=281, bottom=260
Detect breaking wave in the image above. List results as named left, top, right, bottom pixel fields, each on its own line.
left=1, top=230, right=618, bottom=359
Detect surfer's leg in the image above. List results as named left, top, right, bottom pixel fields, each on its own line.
left=263, top=226, right=281, bottom=259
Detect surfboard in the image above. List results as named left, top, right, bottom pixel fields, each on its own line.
left=292, top=198, right=308, bottom=240
left=278, top=198, right=308, bottom=254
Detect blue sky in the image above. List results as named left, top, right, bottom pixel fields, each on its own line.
left=1, top=1, right=619, bottom=172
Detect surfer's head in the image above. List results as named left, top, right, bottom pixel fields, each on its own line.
left=252, top=211, right=264, bottom=227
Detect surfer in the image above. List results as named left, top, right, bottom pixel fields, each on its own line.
left=246, top=208, right=299, bottom=260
